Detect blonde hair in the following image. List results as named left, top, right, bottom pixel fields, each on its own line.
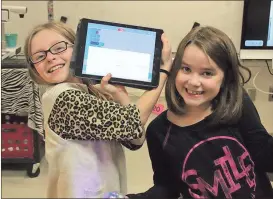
left=24, top=21, right=110, bottom=100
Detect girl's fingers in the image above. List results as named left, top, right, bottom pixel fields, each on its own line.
left=101, top=73, right=112, bottom=88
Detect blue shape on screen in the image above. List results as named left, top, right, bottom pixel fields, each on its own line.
left=148, top=73, right=152, bottom=81
left=90, top=41, right=104, bottom=47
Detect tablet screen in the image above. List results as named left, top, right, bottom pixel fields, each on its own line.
left=82, top=23, right=157, bottom=82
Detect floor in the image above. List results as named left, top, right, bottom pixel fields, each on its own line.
left=1, top=143, right=155, bottom=198
left=2, top=96, right=273, bottom=198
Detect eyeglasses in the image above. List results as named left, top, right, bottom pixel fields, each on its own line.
left=29, top=41, right=73, bottom=64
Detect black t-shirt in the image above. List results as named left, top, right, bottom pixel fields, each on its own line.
left=128, top=92, right=273, bottom=199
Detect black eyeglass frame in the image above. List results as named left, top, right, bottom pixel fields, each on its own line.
left=29, top=41, right=73, bottom=64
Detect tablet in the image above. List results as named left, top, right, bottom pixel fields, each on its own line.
left=71, top=18, right=164, bottom=90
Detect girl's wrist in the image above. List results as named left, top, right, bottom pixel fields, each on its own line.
left=160, top=60, right=172, bottom=72
left=160, top=69, right=170, bottom=76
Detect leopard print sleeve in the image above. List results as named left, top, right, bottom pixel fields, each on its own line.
left=48, top=89, right=143, bottom=141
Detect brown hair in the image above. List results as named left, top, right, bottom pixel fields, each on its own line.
left=165, top=26, right=245, bottom=125
left=24, top=21, right=109, bottom=100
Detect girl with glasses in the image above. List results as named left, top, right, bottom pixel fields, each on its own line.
left=24, top=21, right=173, bottom=198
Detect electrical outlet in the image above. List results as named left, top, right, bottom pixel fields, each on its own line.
left=269, top=86, right=273, bottom=102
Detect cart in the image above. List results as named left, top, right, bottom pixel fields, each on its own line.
left=1, top=57, right=44, bottom=178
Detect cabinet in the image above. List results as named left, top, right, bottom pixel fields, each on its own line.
left=1, top=58, right=44, bottom=178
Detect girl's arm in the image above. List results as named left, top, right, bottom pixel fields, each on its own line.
left=43, top=84, right=143, bottom=141
left=97, top=33, right=172, bottom=127
left=103, top=70, right=170, bottom=150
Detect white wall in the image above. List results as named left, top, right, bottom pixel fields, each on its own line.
left=242, top=60, right=273, bottom=133
left=2, top=1, right=48, bottom=47
left=51, top=1, right=244, bottom=52
left=3, top=1, right=244, bottom=51
left=2, top=1, right=272, bottom=132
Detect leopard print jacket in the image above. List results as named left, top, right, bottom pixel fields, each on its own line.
left=48, top=89, right=143, bottom=148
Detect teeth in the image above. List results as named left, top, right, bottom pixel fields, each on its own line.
left=48, top=64, right=64, bottom=73
left=187, top=89, right=203, bottom=95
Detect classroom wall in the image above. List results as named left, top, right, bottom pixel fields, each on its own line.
left=2, top=1, right=48, bottom=47
left=3, top=1, right=244, bottom=51
left=2, top=1, right=272, bottom=133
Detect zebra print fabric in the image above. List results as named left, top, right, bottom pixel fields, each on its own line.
left=1, top=69, right=44, bottom=137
